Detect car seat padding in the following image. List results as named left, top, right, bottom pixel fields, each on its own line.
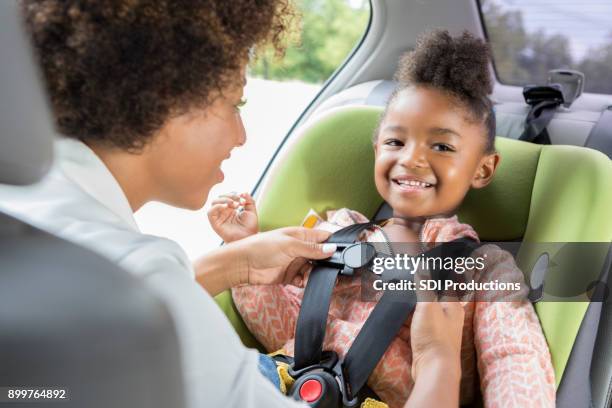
left=216, top=105, right=612, bottom=391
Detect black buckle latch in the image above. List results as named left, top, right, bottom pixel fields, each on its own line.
left=313, top=242, right=377, bottom=276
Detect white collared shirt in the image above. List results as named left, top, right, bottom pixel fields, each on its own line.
left=0, top=138, right=304, bottom=408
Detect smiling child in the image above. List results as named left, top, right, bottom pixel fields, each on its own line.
left=209, top=30, right=555, bottom=408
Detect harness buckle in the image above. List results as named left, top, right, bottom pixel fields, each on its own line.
left=288, top=351, right=359, bottom=408
left=313, top=242, right=377, bottom=276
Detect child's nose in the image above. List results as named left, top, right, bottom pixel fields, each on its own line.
left=399, top=144, right=428, bottom=168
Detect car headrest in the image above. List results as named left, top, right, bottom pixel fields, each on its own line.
left=0, top=1, right=55, bottom=186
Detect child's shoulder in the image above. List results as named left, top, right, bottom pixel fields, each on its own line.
left=421, top=215, right=480, bottom=245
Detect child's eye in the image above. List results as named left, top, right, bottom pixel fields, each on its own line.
left=384, top=138, right=403, bottom=147
left=234, top=98, right=247, bottom=112
left=432, top=143, right=455, bottom=152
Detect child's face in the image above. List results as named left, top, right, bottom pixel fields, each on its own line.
left=374, top=86, right=499, bottom=219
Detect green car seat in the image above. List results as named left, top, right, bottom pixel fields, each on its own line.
left=215, top=105, right=612, bottom=407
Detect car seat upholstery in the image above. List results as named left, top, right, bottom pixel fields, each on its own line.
left=0, top=3, right=185, bottom=407
left=316, top=80, right=612, bottom=158
left=215, top=105, right=612, bottom=407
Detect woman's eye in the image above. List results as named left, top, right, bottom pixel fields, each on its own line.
left=432, top=143, right=454, bottom=152
left=384, top=139, right=403, bottom=147
left=234, top=98, right=247, bottom=112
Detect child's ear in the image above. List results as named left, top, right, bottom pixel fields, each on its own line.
left=471, top=152, right=501, bottom=189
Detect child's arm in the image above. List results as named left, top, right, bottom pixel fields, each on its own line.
left=207, top=192, right=258, bottom=243
left=473, top=247, right=556, bottom=407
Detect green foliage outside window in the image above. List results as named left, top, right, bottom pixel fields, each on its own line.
left=250, top=0, right=369, bottom=84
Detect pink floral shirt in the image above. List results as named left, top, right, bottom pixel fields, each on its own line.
left=232, top=209, right=555, bottom=407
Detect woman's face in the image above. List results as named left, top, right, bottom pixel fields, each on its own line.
left=147, top=81, right=247, bottom=210
left=374, top=86, right=499, bottom=219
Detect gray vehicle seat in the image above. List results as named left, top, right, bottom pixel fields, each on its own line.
left=0, top=3, right=185, bottom=407
left=316, top=80, right=612, bottom=158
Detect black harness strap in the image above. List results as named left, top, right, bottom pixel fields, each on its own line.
left=342, top=268, right=417, bottom=396
left=293, top=220, right=480, bottom=400
left=293, top=222, right=375, bottom=369
left=342, top=238, right=480, bottom=397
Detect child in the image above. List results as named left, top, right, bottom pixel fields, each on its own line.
left=208, top=30, right=555, bottom=407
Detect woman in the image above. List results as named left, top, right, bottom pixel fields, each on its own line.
left=1, top=1, right=463, bottom=407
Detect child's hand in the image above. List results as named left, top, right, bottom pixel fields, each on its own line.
left=208, top=192, right=258, bottom=242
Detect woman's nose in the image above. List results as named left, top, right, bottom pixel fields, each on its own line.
left=235, top=113, right=247, bottom=146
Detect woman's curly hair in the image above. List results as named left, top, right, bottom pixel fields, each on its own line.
left=391, top=30, right=496, bottom=152
left=20, top=0, right=294, bottom=150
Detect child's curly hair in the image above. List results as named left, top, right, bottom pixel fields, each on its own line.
left=20, top=0, right=294, bottom=151
left=383, top=30, right=496, bottom=152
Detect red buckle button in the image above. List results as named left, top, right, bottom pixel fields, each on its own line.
left=299, top=379, right=322, bottom=402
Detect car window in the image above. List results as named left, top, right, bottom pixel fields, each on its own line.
left=135, top=0, right=371, bottom=259
left=480, top=0, right=612, bottom=94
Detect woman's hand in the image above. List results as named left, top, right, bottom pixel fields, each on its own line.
left=403, top=301, right=464, bottom=408
left=230, top=227, right=336, bottom=286
left=194, top=227, right=336, bottom=295
left=410, top=302, right=464, bottom=381
left=207, top=192, right=258, bottom=242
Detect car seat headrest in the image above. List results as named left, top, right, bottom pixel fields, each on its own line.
left=256, top=106, right=541, bottom=241
left=0, top=2, right=55, bottom=186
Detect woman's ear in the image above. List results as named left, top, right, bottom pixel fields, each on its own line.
left=471, top=152, right=501, bottom=189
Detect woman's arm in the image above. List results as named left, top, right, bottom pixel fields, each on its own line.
left=405, top=301, right=464, bottom=408
left=405, top=357, right=461, bottom=408
left=194, top=227, right=336, bottom=296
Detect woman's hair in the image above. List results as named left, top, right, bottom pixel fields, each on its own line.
left=380, top=30, right=496, bottom=152
left=20, top=0, right=294, bottom=150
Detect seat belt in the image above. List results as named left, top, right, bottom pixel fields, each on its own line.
left=292, top=221, right=480, bottom=403
left=293, top=222, right=376, bottom=369
left=519, top=99, right=559, bottom=145
left=584, top=106, right=612, bottom=159
left=519, top=84, right=565, bottom=145
left=342, top=239, right=480, bottom=398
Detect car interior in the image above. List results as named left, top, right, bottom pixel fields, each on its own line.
left=1, top=0, right=611, bottom=407
left=218, top=1, right=612, bottom=407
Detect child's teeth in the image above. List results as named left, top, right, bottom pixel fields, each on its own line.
left=397, top=180, right=431, bottom=187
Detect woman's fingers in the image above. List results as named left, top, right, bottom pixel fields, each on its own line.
left=280, top=227, right=335, bottom=260
left=283, top=258, right=307, bottom=285
left=281, top=226, right=332, bottom=243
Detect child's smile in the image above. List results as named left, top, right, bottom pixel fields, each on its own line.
left=374, top=86, right=499, bottom=220
left=390, top=174, right=435, bottom=194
